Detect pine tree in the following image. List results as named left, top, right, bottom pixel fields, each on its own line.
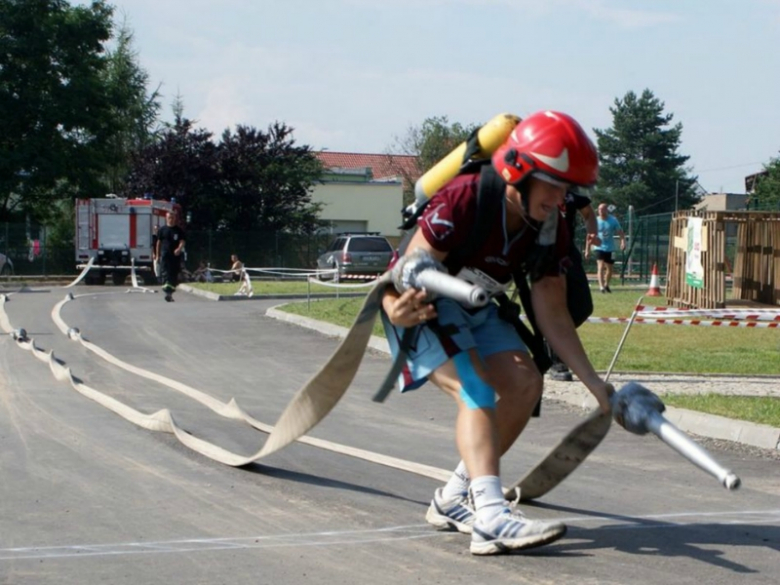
left=594, top=89, right=700, bottom=215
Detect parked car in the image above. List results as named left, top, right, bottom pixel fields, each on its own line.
left=316, top=233, right=393, bottom=279
left=0, top=252, right=13, bottom=275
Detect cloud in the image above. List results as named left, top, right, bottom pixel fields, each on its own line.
left=341, top=0, right=679, bottom=28
left=196, top=77, right=252, bottom=135
left=581, top=2, right=681, bottom=28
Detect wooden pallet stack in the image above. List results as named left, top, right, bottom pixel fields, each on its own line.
left=666, top=211, right=780, bottom=309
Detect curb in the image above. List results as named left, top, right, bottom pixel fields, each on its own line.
left=264, top=306, right=780, bottom=452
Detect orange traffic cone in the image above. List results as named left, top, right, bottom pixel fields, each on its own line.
left=646, top=263, right=662, bottom=296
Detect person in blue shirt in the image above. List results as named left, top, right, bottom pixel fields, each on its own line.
left=587, top=203, right=625, bottom=293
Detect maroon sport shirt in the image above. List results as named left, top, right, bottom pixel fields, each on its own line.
left=418, top=173, right=570, bottom=286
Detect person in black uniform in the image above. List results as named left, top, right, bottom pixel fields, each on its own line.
left=155, top=211, right=186, bottom=302
left=547, top=191, right=600, bottom=381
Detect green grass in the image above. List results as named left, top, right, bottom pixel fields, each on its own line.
left=278, top=287, right=780, bottom=426
left=279, top=287, right=780, bottom=376
left=270, top=285, right=780, bottom=426
left=663, top=394, right=780, bottom=428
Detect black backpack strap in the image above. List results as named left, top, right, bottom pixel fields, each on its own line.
left=447, top=164, right=506, bottom=266
left=373, top=327, right=416, bottom=403
left=495, top=275, right=550, bottom=419
left=372, top=313, right=461, bottom=403
left=399, top=199, right=429, bottom=231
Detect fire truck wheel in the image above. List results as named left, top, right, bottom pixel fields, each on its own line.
left=112, top=271, right=128, bottom=286
left=85, top=272, right=106, bottom=286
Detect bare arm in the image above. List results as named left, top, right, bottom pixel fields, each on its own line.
left=617, top=228, right=626, bottom=251
left=580, top=205, right=599, bottom=256
left=174, top=238, right=185, bottom=256
left=531, top=274, right=613, bottom=412
left=381, top=229, right=440, bottom=328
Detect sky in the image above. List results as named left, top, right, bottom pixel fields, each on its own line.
left=85, top=0, right=780, bottom=194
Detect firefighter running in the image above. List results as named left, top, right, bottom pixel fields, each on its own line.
left=155, top=211, right=186, bottom=302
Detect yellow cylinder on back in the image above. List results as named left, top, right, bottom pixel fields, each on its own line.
left=413, top=113, right=521, bottom=204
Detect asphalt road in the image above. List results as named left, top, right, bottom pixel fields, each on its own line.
left=0, top=285, right=778, bottom=585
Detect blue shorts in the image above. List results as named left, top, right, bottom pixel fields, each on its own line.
left=381, top=297, right=528, bottom=392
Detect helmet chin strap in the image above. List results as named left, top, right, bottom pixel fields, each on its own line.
left=515, top=178, right=541, bottom=229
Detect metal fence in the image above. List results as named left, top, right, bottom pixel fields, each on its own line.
left=2, top=210, right=750, bottom=281
left=0, top=222, right=71, bottom=276
left=184, top=230, right=332, bottom=273
left=575, top=212, right=675, bottom=283
left=0, top=223, right=334, bottom=276
left=575, top=210, right=750, bottom=285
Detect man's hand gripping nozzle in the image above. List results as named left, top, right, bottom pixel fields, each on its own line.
left=393, top=248, right=489, bottom=308
left=371, top=250, right=490, bottom=405
left=611, top=382, right=741, bottom=491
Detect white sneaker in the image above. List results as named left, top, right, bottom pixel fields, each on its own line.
left=470, top=508, right=566, bottom=555
left=425, top=488, right=475, bottom=534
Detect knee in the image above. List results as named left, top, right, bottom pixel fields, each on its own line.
left=524, top=371, right=544, bottom=403
left=495, top=369, right=543, bottom=409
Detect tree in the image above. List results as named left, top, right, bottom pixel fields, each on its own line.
left=122, top=112, right=220, bottom=226
left=750, top=156, right=780, bottom=210
left=0, top=0, right=117, bottom=221
left=101, top=18, right=162, bottom=194
left=594, top=89, right=700, bottom=214
left=218, top=122, right=324, bottom=233
left=124, top=115, right=325, bottom=234
left=388, top=116, right=478, bottom=205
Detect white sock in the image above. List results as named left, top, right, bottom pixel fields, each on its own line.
left=469, top=475, right=506, bottom=523
left=441, top=461, right=470, bottom=501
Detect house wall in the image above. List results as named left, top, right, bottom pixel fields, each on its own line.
left=310, top=181, right=403, bottom=237
left=694, top=193, right=749, bottom=212
left=694, top=193, right=750, bottom=237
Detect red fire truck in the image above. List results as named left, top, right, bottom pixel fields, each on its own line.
left=75, top=196, right=183, bottom=285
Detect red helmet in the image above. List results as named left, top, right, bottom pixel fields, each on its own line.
left=492, top=111, right=598, bottom=188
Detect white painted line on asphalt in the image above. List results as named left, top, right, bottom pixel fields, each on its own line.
left=0, top=525, right=436, bottom=561
left=556, top=508, right=780, bottom=530
left=558, top=508, right=780, bottom=523
left=2, top=510, right=778, bottom=561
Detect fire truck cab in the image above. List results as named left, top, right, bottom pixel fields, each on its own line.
left=75, top=196, right=182, bottom=285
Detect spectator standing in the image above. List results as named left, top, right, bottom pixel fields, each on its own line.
left=589, top=203, right=625, bottom=293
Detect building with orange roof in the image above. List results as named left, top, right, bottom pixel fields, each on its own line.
left=309, top=151, right=420, bottom=237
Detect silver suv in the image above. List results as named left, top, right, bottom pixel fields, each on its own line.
left=316, top=233, right=393, bottom=279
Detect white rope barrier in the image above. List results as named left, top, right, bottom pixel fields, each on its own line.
left=305, top=276, right=380, bottom=289
left=209, top=266, right=337, bottom=279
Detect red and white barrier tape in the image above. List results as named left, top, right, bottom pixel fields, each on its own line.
left=634, top=305, right=780, bottom=322
left=587, top=316, right=779, bottom=328
left=337, top=274, right=381, bottom=281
